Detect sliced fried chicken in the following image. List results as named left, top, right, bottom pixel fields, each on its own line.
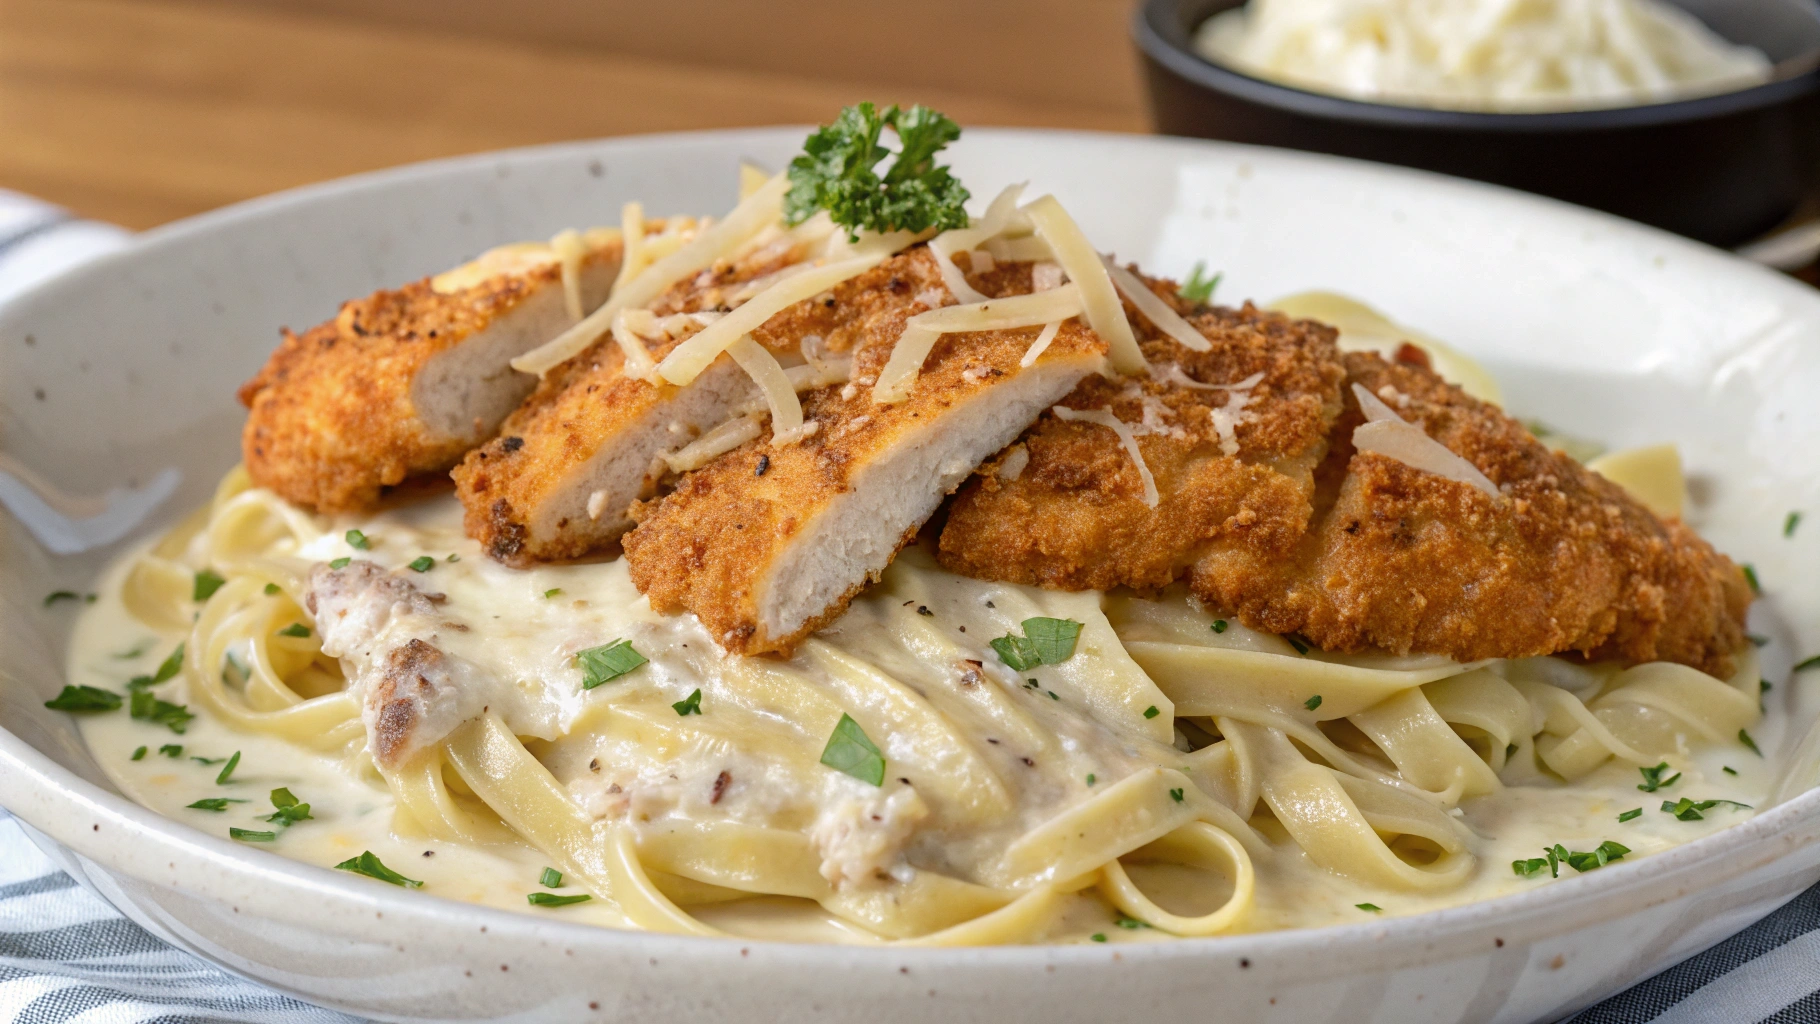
left=451, top=232, right=847, bottom=565
left=1190, top=351, right=1751, bottom=676
left=622, top=250, right=1109, bottom=656
left=240, top=234, right=636, bottom=512
left=938, top=286, right=1346, bottom=591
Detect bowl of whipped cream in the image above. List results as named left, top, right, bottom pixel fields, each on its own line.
left=1135, top=0, right=1820, bottom=246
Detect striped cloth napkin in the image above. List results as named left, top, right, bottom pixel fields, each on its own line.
left=2, top=188, right=1818, bottom=1024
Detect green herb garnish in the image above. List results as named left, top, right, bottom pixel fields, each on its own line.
left=1178, top=262, right=1222, bottom=304
left=192, top=569, right=226, bottom=602
left=1563, top=841, right=1630, bottom=872
left=44, top=685, right=122, bottom=712
left=1355, top=903, right=1382, bottom=913
left=131, top=745, right=147, bottom=761
left=1748, top=634, right=1770, bottom=647
left=1637, top=762, right=1680, bottom=792
left=345, top=529, right=369, bottom=550
left=191, top=756, right=226, bottom=765
left=1661, top=797, right=1751, bottom=821
left=1723, top=766, right=1738, bottom=775
left=328, top=557, right=351, bottom=569
left=1786, top=511, right=1803, bottom=538
left=1211, top=619, right=1228, bottom=633
left=990, top=617, right=1083, bottom=671
left=263, top=787, right=313, bottom=825
left=130, top=694, right=193, bottom=734
left=540, top=867, right=563, bottom=889
left=151, top=644, right=184, bottom=685
left=820, top=713, right=885, bottom=786
left=526, top=892, right=591, bottom=907
left=1169, top=788, right=1185, bottom=803
left=408, top=556, right=434, bottom=573
left=1740, top=728, right=1762, bottom=756
left=334, top=851, right=423, bottom=888
left=186, top=798, right=246, bottom=812
left=1286, top=636, right=1310, bottom=655
left=1089, top=933, right=1107, bottom=943
left=1513, top=858, right=1550, bottom=878
left=784, top=103, right=969, bottom=240
left=276, top=623, right=311, bottom=639
left=544, top=588, right=563, bottom=599
left=159, top=744, right=183, bottom=758
left=1618, top=808, right=1642, bottom=822
left=43, top=590, right=81, bottom=607
left=1143, top=705, right=1160, bottom=719
left=264, top=583, right=282, bottom=596
left=229, top=828, right=276, bottom=842
left=575, top=640, right=647, bottom=690
left=216, top=751, right=241, bottom=784
left=1795, top=655, right=1820, bottom=673
left=1742, top=563, right=1761, bottom=594
left=1086, top=774, right=1097, bottom=786
left=672, top=688, right=703, bottom=716
left=1304, top=695, right=1323, bottom=711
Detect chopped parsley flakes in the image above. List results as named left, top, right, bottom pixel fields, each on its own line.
left=1787, top=511, right=1803, bottom=538
left=1211, top=619, right=1228, bottom=634
left=277, top=622, right=311, bottom=638
left=130, top=690, right=193, bottom=733
left=541, top=868, right=564, bottom=889
left=43, top=685, right=122, bottom=713
left=1143, top=705, right=1160, bottom=719
left=672, top=688, right=703, bottom=716
left=1740, top=728, right=1762, bottom=756
left=1661, top=797, right=1751, bottom=821
left=1618, top=808, right=1642, bottom=822
left=784, top=103, right=969, bottom=240
left=229, top=828, right=276, bottom=842
left=215, top=751, right=241, bottom=784
left=543, top=588, right=563, bottom=599
left=575, top=640, right=647, bottom=690
left=407, top=556, right=435, bottom=573
left=335, top=851, right=422, bottom=888
left=263, top=787, right=313, bottom=826
left=1286, top=636, right=1310, bottom=655
left=43, top=590, right=81, bottom=607
left=1355, top=903, right=1382, bottom=913
left=1795, top=655, right=1820, bottom=673
left=990, top=617, right=1083, bottom=672
left=131, top=745, right=147, bottom=761
left=1179, top=261, right=1222, bottom=304
left=820, top=713, right=886, bottom=786
left=527, top=892, right=591, bottom=907
left=1303, top=695, right=1323, bottom=712
left=186, top=798, right=245, bottom=812
left=1742, top=563, right=1761, bottom=595
left=1169, top=788, right=1185, bottom=803
left=192, top=569, right=226, bottom=602
left=328, top=557, right=351, bottom=569
left=344, top=529, right=370, bottom=550
left=1636, top=762, right=1680, bottom=792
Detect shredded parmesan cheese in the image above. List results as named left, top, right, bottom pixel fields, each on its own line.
left=1022, top=195, right=1143, bottom=374
left=728, top=336, right=807, bottom=445
left=998, top=445, right=1030, bottom=481
left=927, top=183, right=1027, bottom=304
left=1103, top=257, right=1211, bottom=352
left=586, top=489, right=610, bottom=520
left=664, top=416, right=765, bottom=474
left=610, top=311, right=661, bottom=383
left=1053, top=406, right=1159, bottom=507
left=1350, top=383, right=1500, bottom=497
left=1209, top=389, right=1253, bottom=457
left=512, top=173, right=790, bottom=377
left=1019, top=321, right=1063, bottom=368
left=874, top=286, right=1085, bottom=404
left=985, top=236, right=1055, bottom=263
left=549, top=229, right=587, bottom=322
left=1152, top=365, right=1264, bottom=393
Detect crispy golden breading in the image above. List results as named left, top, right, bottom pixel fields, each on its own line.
left=239, top=242, right=623, bottom=512
left=452, top=236, right=849, bottom=565
left=938, top=283, right=1347, bottom=591
left=623, top=250, right=1108, bottom=656
left=1189, top=351, right=1750, bottom=676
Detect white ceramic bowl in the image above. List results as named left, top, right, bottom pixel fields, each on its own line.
left=3, top=129, right=1818, bottom=1024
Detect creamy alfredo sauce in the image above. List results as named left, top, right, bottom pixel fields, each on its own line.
left=70, top=494, right=1769, bottom=943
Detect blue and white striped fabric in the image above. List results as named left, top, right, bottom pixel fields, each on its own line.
left=2, top=188, right=1819, bottom=1024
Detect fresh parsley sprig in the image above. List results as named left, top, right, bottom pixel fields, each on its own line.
left=784, top=103, right=970, bottom=241
left=990, top=617, right=1083, bottom=672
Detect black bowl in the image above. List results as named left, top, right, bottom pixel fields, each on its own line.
left=1136, top=0, right=1820, bottom=247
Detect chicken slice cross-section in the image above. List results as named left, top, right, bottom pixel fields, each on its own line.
left=239, top=231, right=642, bottom=512
left=622, top=250, right=1109, bottom=656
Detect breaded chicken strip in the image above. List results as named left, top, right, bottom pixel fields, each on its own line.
left=938, top=285, right=1346, bottom=591
left=1190, top=351, right=1750, bottom=676
left=623, top=251, right=1108, bottom=656
left=452, top=233, right=839, bottom=565
left=240, top=235, right=632, bottom=512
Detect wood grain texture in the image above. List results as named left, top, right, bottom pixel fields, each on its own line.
left=0, top=0, right=1147, bottom=229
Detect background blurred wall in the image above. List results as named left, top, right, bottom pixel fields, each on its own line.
left=0, top=0, right=1147, bottom=229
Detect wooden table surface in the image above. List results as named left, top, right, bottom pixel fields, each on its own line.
left=0, top=0, right=1148, bottom=230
